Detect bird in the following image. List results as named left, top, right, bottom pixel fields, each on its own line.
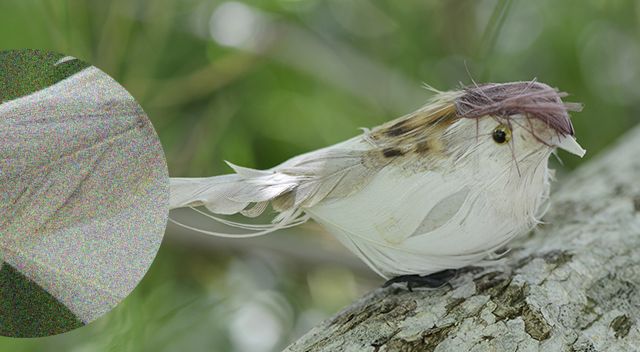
left=169, top=81, right=585, bottom=286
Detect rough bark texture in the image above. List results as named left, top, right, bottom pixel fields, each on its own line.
left=286, top=126, right=640, bottom=352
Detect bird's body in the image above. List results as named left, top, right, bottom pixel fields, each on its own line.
left=170, top=81, right=585, bottom=279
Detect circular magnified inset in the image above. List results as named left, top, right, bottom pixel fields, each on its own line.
left=0, top=49, right=168, bottom=337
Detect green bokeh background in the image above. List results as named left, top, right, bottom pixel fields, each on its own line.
left=0, top=0, right=638, bottom=351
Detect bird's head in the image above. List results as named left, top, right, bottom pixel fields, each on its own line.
left=371, top=81, right=585, bottom=176
left=453, top=81, right=585, bottom=159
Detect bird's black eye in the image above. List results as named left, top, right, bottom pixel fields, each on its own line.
left=492, top=124, right=511, bottom=144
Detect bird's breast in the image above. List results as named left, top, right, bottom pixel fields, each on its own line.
left=306, top=161, right=550, bottom=276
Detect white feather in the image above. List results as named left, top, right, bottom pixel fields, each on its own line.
left=169, top=137, right=381, bottom=236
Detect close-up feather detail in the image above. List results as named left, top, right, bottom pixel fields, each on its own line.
left=169, top=81, right=585, bottom=278
left=0, top=54, right=168, bottom=336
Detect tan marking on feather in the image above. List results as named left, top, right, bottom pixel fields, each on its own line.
left=372, top=103, right=456, bottom=140
left=272, top=192, right=294, bottom=211
left=382, top=147, right=405, bottom=158
left=368, top=101, right=457, bottom=161
left=426, top=136, right=445, bottom=154
left=414, top=141, right=431, bottom=155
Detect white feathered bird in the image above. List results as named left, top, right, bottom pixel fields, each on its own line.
left=169, top=81, right=585, bottom=280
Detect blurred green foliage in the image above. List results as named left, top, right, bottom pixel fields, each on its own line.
left=0, top=0, right=639, bottom=351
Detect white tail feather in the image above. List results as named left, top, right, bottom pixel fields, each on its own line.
left=169, top=207, right=310, bottom=238
left=168, top=138, right=377, bottom=238
left=169, top=174, right=306, bottom=237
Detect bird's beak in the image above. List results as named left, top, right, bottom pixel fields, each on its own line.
left=555, top=135, right=586, bottom=157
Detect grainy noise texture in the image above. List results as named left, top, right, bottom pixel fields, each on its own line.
left=285, top=125, right=640, bottom=352
left=0, top=54, right=169, bottom=336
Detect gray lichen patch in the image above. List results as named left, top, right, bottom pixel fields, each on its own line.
left=522, top=305, right=552, bottom=341
left=571, top=336, right=597, bottom=352
left=489, top=283, right=527, bottom=321
left=383, top=323, right=456, bottom=352
left=444, top=297, right=465, bottom=312
left=576, top=299, right=602, bottom=331
left=587, top=273, right=640, bottom=321
left=474, top=270, right=553, bottom=341
left=542, top=250, right=574, bottom=266
left=383, top=337, right=433, bottom=352
left=370, top=329, right=400, bottom=352
left=515, top=249, right=574, bottom=270
left=317, top=290, right=422, bottom=350
left=473, top=271, right=511, bottom=295
left=421, top=323, right=457, bottom=351
left=609, top=315, right=632, bottom=339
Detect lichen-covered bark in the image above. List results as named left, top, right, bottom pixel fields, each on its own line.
left=285, top=126, right=640, bottom=352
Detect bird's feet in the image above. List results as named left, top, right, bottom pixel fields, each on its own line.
left=383, top=269, right=457, bottom=291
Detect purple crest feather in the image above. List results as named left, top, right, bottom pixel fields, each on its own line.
left=455, top=81, right=582, bottom=136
